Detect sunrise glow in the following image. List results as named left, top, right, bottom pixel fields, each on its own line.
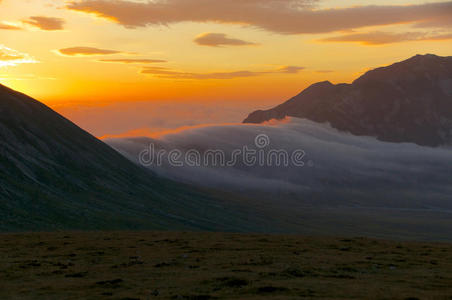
left=1, top=0, right=451, bottom=136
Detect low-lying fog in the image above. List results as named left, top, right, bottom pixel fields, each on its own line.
left=106, top=118, right=452, bottom=209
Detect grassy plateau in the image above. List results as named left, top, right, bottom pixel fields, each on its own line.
left=1, top=231, right=451, bottom=299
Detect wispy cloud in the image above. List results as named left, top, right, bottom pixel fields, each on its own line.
left=277, top=66, right=305, bottom=73
left=57, top=47, right=122, bottom=56
left=414, top=15, right=452, bottom=29
left=0, top=22, right=21, bottom=30
left=320, top=31, right=452, bottom=45
left=23, top=16, right=65, bottom=31
left=98, top=58, right=167, bottom=64
left=141, top=65, right=304, bottom=79
left=0, top=45, right=37, bottom=67
left=141, top=67, right=262, bottom=79
left=194, top=33, right=257, bottom=47
left=67, top=0, right=452, bottom=34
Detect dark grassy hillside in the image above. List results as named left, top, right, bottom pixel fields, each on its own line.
left=0, top=84, right=263, bottom=232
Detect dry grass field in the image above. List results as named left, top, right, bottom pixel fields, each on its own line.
left=1, top=231, right=451, bottom=300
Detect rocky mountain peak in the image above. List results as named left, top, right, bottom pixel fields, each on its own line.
left=244, top=54, right=452, bottom=146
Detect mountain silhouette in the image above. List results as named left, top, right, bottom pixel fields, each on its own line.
left=0, top=84, right=258, bottom=231
left=2, top=84, right=452, bottom=240
left=244, top=54, right=452, bottom=146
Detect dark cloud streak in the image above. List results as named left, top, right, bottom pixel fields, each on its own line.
left=194, top=33, right=257, bottom=47
left=23, top=16, right=65, bottom=30
left=58, top=47, right=122, bottom=56
left=67, top=0, right=452, bottom=34
left=141, top=65, right=304, bottom=79
left=98, top=58, right=167, bottom=64
left=320, top=31, right=452, bottom=45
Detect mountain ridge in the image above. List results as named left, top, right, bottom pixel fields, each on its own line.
left=243, top=54, right=452, bottom=146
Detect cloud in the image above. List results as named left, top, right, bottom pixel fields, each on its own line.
left=67, top=0, right=452, bottom=34
left=0, top=53, right=23, bottom=61
left=57, top=46, right=122, bottom=56
left=414, top=15, right=452, bottom=29
left=0, top=22, right=21, bottom=30
left=98, top=58, right=167, bottom=64
left=142, top=67, right=262, bottom=79
left=320, top=31, right=452, bottom=45
left=278, top=65, right=305, bottom=73
left=194, top=32, right=257, bottom=47
left=23, top=16, right=65, bottom=30
left=0, top=45, right=37, bottom=67
left=106, top=117, right=452, bottom=207
left=141, top=65, right=304, bottom=79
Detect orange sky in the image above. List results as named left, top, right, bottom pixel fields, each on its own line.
left=1, top=0, right=451, bottom=136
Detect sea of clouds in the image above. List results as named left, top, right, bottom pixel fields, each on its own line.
left=106, top=118, right=452, bottom=209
